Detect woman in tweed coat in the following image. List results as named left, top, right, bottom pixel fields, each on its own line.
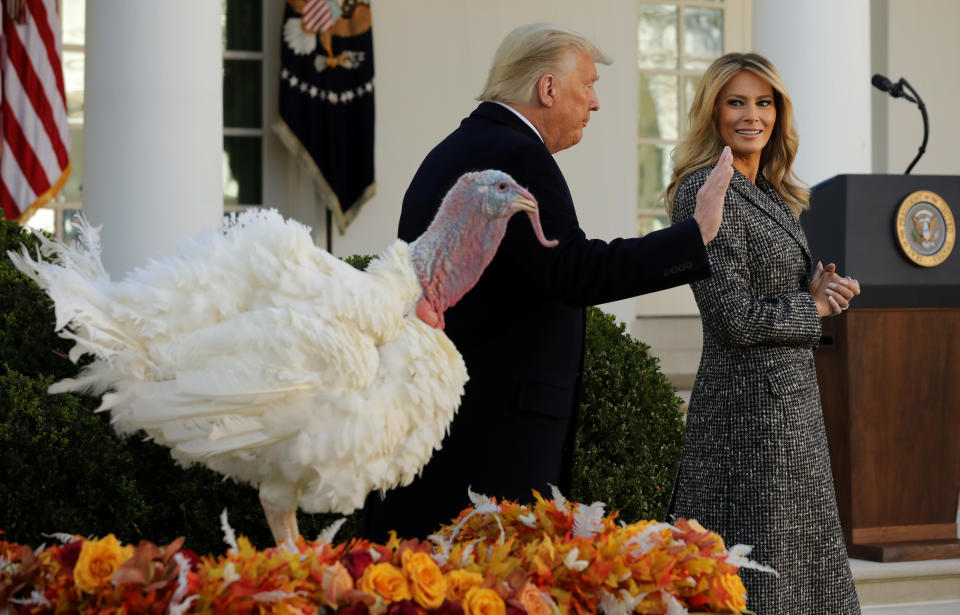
left=665, top=53, right=862, bottom=613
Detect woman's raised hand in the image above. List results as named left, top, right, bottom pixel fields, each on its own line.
left=810, top=261, right=861, bottom=317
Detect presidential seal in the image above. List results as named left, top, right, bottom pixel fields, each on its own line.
left=895, top=190, right=955, bottom=267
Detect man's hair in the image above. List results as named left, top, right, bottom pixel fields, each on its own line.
left=663, top=52, right=809, bottom=219
left=477, top=23, right=611, bottom=105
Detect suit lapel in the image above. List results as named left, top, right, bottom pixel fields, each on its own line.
left=730, top=170, right=811, bottom=262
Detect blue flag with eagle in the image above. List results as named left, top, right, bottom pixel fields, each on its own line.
left=274, top=0, right=374, bottom=232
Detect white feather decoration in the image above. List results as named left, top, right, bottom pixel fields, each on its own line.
left=662, top=591, right=690, bottom=615
left=625, top=522, right=678, bottom=556
left=167, top=552, right=198, bottom=615
left=549, top=483, right=568, bottom=509
left=573, top=501, right=605, bottom=538
left=220, top=509, right=239, bottom=555
left=597, top=589, right=646, bottom=615
left=317, top=518, right=347, bottom=545
left=725, top=543, right=780, bottom=576
left=7, top=590, right=52, bottom=609
left=563, top=547, right=589, bottom=572
left=40, top=532, right=78, bottom=545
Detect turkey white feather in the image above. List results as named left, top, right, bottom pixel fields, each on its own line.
left=9, top=169, right=557, bottom=544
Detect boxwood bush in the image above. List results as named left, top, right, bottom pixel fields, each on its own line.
left=571, top=308, right=685, bottom=522
left=0, top=220, right=77, bottom=382
left=0, top=229, right=685, bottom=553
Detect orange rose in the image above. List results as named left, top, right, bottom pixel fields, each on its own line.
left=321, top=562, right=355, bottom=607
left=463, top=586, right=505, bottom=615
left=402, top=550, right=447, bottom=609
left=446, top=569, right=484, bottom=602
left=518, top=583, right=554, bottom=615
left=73, top=534, right=133, bottom=593
left=711, top=574, right=747, bottom=613
left=359, top=562, right=411, bottom=602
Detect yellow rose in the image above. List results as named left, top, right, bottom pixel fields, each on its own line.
left=402, top=550, right=447, bottom=609
left=463, top=586, right=505, bottom=615
left=518, top=583, right=554, bottom=615
left=321, top=562, right=355, bottom=607
left=73, top=534, right=133, bottom=593
left=446, top=569, right=484, bottom=602
left=712, top=573, right=747, bottom=613
left=359, top=562, right=411, bottom=602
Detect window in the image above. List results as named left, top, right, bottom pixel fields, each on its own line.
left=637, top=0, right=725, bottom=236
left=27, top=0, right=263, bottom=239
left=222, top=0, right=263, bottom=212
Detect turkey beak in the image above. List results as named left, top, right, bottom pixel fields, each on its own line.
left=511, top=187, right=558, bottom=248
left=509, top=196, right=537, bottom=213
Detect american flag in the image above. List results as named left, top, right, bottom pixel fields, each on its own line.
left=302, top=0, right=335, bottom=33
left=1, top=0, right=71, bottom=222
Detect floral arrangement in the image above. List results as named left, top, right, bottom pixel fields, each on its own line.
left=0, top=489, right=768, bottom=615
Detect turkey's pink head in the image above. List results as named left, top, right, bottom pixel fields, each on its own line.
left=410, top=170, right=557, bottom=329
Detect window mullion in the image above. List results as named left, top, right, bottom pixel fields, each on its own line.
left=637, top=0, right=726, bottom=237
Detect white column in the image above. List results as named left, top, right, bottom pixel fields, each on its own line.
left=752, top=0, right=872, bottom=187
left=83, top=0, right=222, bottom=277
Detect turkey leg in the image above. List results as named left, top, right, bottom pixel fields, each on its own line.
left=260, top=496, right=299, bottom=545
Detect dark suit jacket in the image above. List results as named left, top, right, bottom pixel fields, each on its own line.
left=362, top=102, right=710, bottom=541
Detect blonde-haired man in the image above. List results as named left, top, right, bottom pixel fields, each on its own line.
left=363, top=23, right=731, bottom=541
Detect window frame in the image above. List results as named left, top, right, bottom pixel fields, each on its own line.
left=222, top=1, right=265, bottom=211
left=636, top=0, right=747, bottom=238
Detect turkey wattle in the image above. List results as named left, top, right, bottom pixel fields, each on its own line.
left=8, top=169, right=557, bottom=545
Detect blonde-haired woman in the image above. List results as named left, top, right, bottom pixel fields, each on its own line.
left=666, top=52, right=862, bottom=613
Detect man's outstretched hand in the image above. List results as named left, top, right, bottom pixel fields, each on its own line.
left=693, top=146, right=734, bottom=245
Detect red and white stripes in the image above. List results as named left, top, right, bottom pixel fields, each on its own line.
left=302, top=0, right=335, bottom=34
left=1, top=0, right=70, bottom=222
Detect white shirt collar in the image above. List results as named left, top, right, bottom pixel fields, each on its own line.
left=492, top=101, right=544, bottom=143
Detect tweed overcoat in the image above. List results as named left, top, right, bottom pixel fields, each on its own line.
left=668, top=166, right=861, bottom=614
left=362, top=102, right=711, bottom=542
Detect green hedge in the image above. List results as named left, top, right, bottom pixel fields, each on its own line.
left=0, top=226, right=685, bottom=553
left=571, top=308, right=685, bottom=522
left=0, top=220, right=78, bottom=382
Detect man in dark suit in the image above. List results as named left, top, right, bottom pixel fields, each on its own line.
left=363, top=23, right=733, bottom=541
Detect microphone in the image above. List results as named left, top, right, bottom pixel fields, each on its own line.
left=871, top=74, right=916, bottom=103
left=871, top=73, right=927, bottom=174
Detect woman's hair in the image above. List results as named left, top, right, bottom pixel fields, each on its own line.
left=663, top=52, right=808, bottom=219
left=477, top=23, right=611, bottom=105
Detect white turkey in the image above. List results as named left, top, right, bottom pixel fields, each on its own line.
left=8, top=169, right=557, bottom=545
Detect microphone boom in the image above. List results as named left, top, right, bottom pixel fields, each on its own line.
left=871, top=73, right=927, bottom=174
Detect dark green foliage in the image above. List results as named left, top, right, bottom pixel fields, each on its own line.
left=0, top=367, right=147, bottom=541
left=343, top=254, right=374, bottom=271
left=0, top=219, right=77, bottom=381
left=570, top=307, right=686, bottom=523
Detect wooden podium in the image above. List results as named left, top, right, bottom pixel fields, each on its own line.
left=803, top=174, right=960, bottom=562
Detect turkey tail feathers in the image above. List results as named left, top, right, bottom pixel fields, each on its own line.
left=7, top=208, right=471, bottom=517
